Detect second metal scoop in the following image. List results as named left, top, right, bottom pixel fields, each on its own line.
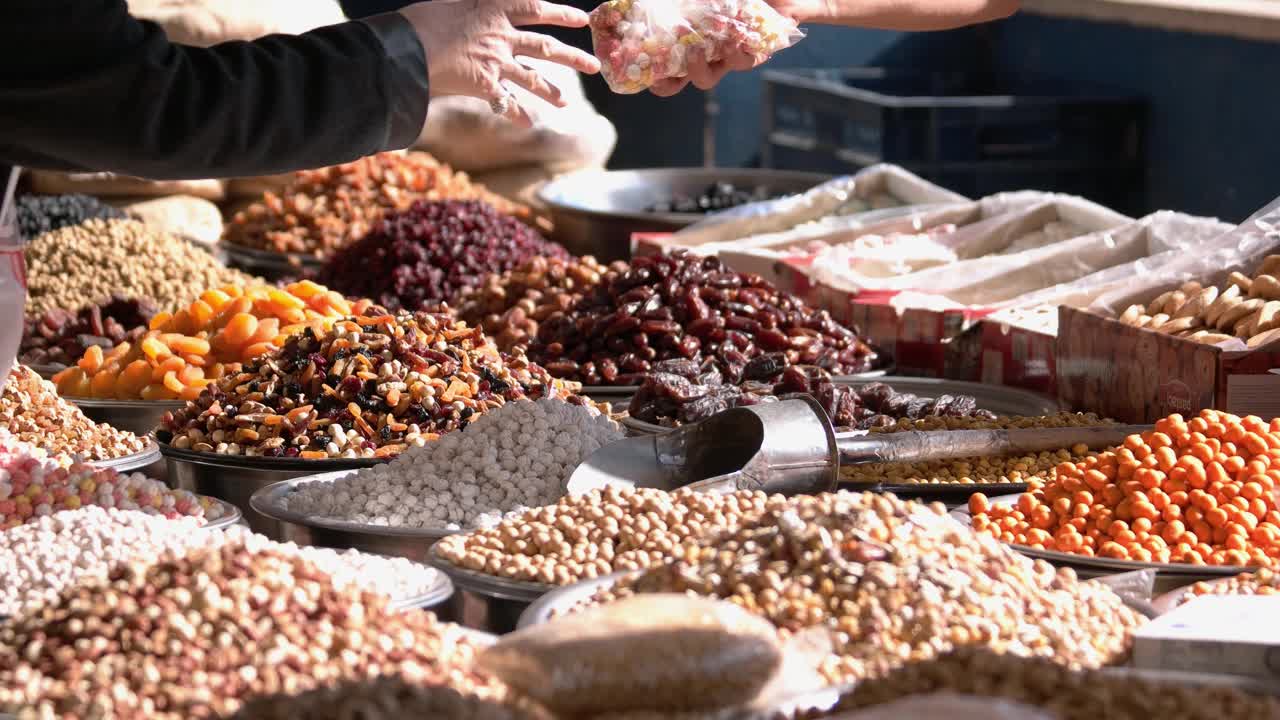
left=569, top=396, right=1148, bottom=496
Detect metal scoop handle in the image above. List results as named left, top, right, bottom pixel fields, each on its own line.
left=836, top=424, right=1150, bottom=465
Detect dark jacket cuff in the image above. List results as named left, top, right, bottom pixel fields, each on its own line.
left=358, top=12, right=429, bottom=151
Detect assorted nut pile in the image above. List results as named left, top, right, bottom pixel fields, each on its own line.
left=0, top=436, right=223, bottom=530
left=15, top=192, right=126, bottom=240
left=285, top=399, right=621, bottom=530
left=970, top=410, right=1280, bottom=567
left=229, top=677, right=551, bottom=720
left=24, top=218, right=255, bottom=315
left=628, top=360, right=996, bottom=429
left=224, top=152, right=529, bottom=258
left=1181, top=567, right=1280, bottom=605
left=20, top=295, right=156, bottom=369
left=1117, top=256, right=1280, bottom=348
left=457, top=255, right=624, bottom=353
left=0, top=506, right=442, bottom=618
left=314, top=200, right=568, bottom=312
left=435, top=487, right=788, bottom=585
left=0, top=544, right=505, bottom=719
left=159, top=312, right=563, bottom=458
left=586, top=492, right=1145, bottom=685
left=528, top=250, right=880, bottom=386
left=821, top=647, right=1280, bottom=720
left=1, top=364, right=146, bottom=459
left=53, top=281, right=375, bottom=401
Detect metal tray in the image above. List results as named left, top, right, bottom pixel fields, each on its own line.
left=202, top=497, right=244, bottom=531
left=249, top=472, right=460, bottom=563
left=160, top=442, right=385, bottom=539
left=221, top=241, right=323, bottom=280
left=851, top=482, right=1029, bottom=504
left=950, top=494, right=1257, bottom=578
left=388, top=571, right=455, bottom=613
left=70, top=396, right=185, bottom=436
left=426, top=543, right=555, bottom=634
left=518, top=571, right=631, bottom=629
left=89, top=440, right=162, bottom=473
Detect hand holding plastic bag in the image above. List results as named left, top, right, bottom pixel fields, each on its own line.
left=590, top=0, right=804, bottom=94
left=0, top=167, right=25, bottom=384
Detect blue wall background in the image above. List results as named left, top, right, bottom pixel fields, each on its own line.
left=636, top=14, right=1280, bottom=223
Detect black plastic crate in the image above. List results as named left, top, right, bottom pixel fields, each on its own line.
left=762, top=67, right=1144, bottom=173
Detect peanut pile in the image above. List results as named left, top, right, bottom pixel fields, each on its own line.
left=820, top=647, right=1280, bottom=720
left=0, top=544, right=506, bottom=719
left=457, top=256, right=623, bottom=353
left=1117, top=255, right=1280, bottom=348
left=1181, top=567, right=1280, bottom=606
left=1, top=365, right=146, bottom=460
left=585, top=492, right=1144, bottom=685
left=434, top=487, right=788, bottom=585
left=224, top=152, right=529, bottom=258
left=229, top=677, right=553, bottom=720
left=24, top=218, right=255, bottom=315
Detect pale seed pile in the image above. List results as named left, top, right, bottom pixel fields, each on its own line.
left=585, top=492, right=1146, bottom=685
left=228, top=676, right=554, bottom=720
left=435, top=487, right=789, bottom=586
left=1183, top=567, right=1280, bottom=605
left=0, top=544, right=502, bottom=719
left=285, top=399, right=622, bottom=530
left=1, top=364, right=145, bottom=460
left=0, top=507, right=445, bottom=618
left=24, top=218, right=255, bottom=315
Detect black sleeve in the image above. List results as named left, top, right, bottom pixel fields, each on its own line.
left=0, top=0, right=429, bottom=180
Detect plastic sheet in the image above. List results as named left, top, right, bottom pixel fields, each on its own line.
left=590, top=0, right=804, bottom=94
left=0, top=167, right=25, bottom=382
left=477, top=594, right=825, bottom=715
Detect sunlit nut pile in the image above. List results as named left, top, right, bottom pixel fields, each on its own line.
left=224, top=151, right=529, bottom=258
left=54, top=281, right=376, bottom=401
left=871, top=411, right=1112, bottom=433
left=586, top=492, right=1144, bottom=685
left=0, top=544, right=505, bottom=719
left=159, top=312, right=559, bottom=459
left=314, top=200, right=568, bottom=312
left=970, top=410, right=1280, bottom=567
left=229, top=676, right=553, bottom=720
left=0, top=507, right=443, bottom=618
left=435, top=487, right=789, bottom=585
left=20, top=296, right=156, bottom=369
left=0, top=438, right=222, bottom=530
left=285, top=399, right=622, bottom=530
left=628, top=359, right=996, bottom=429
left=1117, top=257, right=1280, bottom=349
left=1179, top=568, right=1280, bottom=609
left=528, top=250, right=880, bottom=386
left=820, top=647, right=1280, bottom=720
left=1, top=364, right=145, bottom=459
left=24, top=218, right=255, bottom=315
left=15, top=192, right=126, bottom=240
left=457, top=256, right=625, bottom=353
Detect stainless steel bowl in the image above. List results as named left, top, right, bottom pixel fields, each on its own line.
left=90, top=440, right=162, bottom=473
left=203, top=497, right=243, bottom=531
left=518, top=571, right=631, bottom=629
left=538, top=168, right=830, bottom=262
left=70, top=397, right=184, bottom=436
left=389, top=572, right=455, bottom=614
left=249, top=473, right=460, bottom=562
left=426, top=544, right=554, bottom=634
left=159, top=443, right=384, bottom=540
left=221, top=242, right=322, bottom=281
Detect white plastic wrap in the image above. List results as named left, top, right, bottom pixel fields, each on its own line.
left=590, top=0, right=804, bottom=94
left=672, top=165, right=969, bottom=249
left=825, top=693, right=1054, bottom=720
left=0, top=167, right=25, bottom=383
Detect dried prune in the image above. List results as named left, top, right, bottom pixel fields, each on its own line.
left=742, top=352, right=788, bottom=382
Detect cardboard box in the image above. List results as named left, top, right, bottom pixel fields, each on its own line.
left=979, top=308, right=1059, bottom=394
left=1133, top=595, right=1280, bottom=684
left=1055, top=306, right=1280, bottom=421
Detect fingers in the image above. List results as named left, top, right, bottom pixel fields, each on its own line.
left=684, top=46, right=756, bottom=90
left=650, top=77, right=689, bottom=97
left=513, top=32, right=601, bottom=74
left=507, top=0, right=590, bottom=28
left=501, top=61, right=566, bottom=107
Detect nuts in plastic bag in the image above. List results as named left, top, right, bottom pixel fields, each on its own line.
left=478, top=594, right=812, bottom=715
left=589, top=0, right=804, bottom=94
left=0, top=167, right=26, bottom=383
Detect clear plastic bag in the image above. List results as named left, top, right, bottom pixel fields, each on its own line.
left=0, top=167, right=25, bottom=383
left=590, top=0, right=804, bottom=94
left=477, top=594, right=826, bottom=715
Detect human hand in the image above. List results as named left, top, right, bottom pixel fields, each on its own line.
left=400, top=0, right=602, bottom=127
left=649, top=45, right=758, bottom=97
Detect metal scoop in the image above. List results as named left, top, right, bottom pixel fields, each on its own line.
left=569, top=396, right=1148, bottom=496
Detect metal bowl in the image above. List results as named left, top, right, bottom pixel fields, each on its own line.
left=221, top=242, right=322, bottom=281
left=159, top=442, right=384, bottom=539
left=70, top=397, right=184, bottom=436
left=89, top=440, right=162, bottom=473
left=249, top=472, right=460, bottom=562
left=518, top=571, right=632, bottom=629
left=538, top=168, right=830, bottom=262
left=426, top=543, right=555, bottom=634
left=202, top=497, right=244, bottom=531
left=388, top=571, right=456, bottom=614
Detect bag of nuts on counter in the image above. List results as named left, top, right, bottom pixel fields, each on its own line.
left=0, top=167, right=26, bottom=382
left=477, top=594, right=829, bottom=716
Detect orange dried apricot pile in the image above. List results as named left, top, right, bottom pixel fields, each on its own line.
left=53, top=281, right=374, bottom=401
left=970, top=410, right=1280, bottom=568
